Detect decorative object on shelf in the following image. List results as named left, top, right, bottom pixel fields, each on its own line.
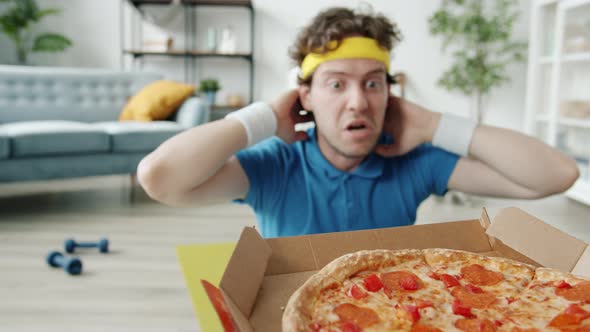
left=206, top=27, right=217, bottom=52
left=122, top=1, right=254, bottom=103
left=429, top=0, right=526, bottom=124
left=0, top=0, right=72, bottom=65
left=143, top=36, right=174, bottom=52
left=227, top=94, right=245, bottom=108
left=218, top=26, right=237, bottom=54
left=199, top=78, right=221, bottom=105
left=561, top=100, right=590, bottom=119
left=564, top=24, right=590, bottom=53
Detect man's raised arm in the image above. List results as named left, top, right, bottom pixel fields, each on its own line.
left=376, top=96, right=579, bottom=199
left=137, top=116, right=250, bottom=206
left=137, top=90, right=310, bottom=206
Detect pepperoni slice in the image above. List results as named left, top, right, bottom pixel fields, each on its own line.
left=440, top=274, right=461, bottom=288
left=461, top=264, right=504, bottom=286
left=555, top=280, right=573, bottom=289
left=548, top=304, right=590, bottom=328
left=427, top=271, right=440, bottom=280
left=452, top=286, right=497, bottom=309
left=381, top=271, right=423, bottom=292
left=415, top=299, right=434, bottom=309
left=465, top=284, right=484, bottom=294
left=334, top=303, right=380, bottom=328
left=555, top=281, right=590, bottom=302
left=410, top=323, right=443, bottom=332
left=363, top=274, right=384, bottom=292
left=340, top=321, right=362, bottom=332
left=454, top=318, right=497, bottom=332
left=404, top=304, right=421, bottom=323
left=565, top=303, right=590, bottom=319
left=348, top=284, right=367, bottom=300
left=309, top=322, right=322, bottom=332
left=452, top=298, right=475, bottom=318
left=548, top=312, right=582, bottom=327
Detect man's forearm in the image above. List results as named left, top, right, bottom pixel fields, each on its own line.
left=468, top=125, right=579, bottom=196
left=426, top=111, right=578, bottom=196
left=137, top=118, right=247, bottom=202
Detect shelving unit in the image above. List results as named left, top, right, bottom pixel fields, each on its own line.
left=524, top=0, right=590, bottom=205
left=120, top=0, right=254, bottom=110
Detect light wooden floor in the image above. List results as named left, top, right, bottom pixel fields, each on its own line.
left=0, top=176, right=588, bottom=332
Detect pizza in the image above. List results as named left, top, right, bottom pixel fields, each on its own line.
left=282, top=249, right=590, bottom=331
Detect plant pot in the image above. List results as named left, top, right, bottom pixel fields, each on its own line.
left=204, top=91, right=217, bottom=105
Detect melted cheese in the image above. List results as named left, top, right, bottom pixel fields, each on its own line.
left=307, top=252, right=589, bottom=331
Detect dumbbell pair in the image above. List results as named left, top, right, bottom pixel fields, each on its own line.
left=46, top=251, right=82, bottom=275
left=46, top=238, right=109, bottom=275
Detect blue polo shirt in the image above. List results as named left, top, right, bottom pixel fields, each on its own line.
left=235, top=128, right=459, bottom=238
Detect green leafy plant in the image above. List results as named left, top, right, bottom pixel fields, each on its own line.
left=0, top=0, right=72, bottom=65
left=199, top=78, right=221, bottom=92
left=429, top=0, right=527, bottom=123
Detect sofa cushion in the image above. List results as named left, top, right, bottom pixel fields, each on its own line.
left=0, top=121, right=110, bottom=157
left=0, top=134, right=9, bottom=160
left=0, top=153, right=146, bottom=182
left=91, top=121, right=183, bottom=152
left=118, top=80, right=195, bottom=121
left=0, top=65, right=162, bottom=123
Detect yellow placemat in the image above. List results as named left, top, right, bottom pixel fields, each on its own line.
left=176, top=242, right=236, bottom=332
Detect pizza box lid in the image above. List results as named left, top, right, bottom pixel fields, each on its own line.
left=210, top=207, right=589, bottom=331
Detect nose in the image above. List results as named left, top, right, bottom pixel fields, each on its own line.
left=346, top=84, right=369, bottom=113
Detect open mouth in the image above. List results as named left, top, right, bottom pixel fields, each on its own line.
left=344, top=120, right=373, bottom=140
left=348, top=124, right=366, bottom=130
left=346, top=120, right=369, bottom=131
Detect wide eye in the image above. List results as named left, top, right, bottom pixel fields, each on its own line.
left=366, top=80, right=381, bottom=89
left=329, top=81, right=342, bottom=89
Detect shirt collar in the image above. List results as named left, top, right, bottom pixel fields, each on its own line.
left=304, top=127, right=385, bottom=179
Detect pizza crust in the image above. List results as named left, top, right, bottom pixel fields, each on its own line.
left=533, top=267, right=590, bottom=284
left=423, top=248, right=536, bottom=272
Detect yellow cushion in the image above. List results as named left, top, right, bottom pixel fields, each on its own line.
left=119, top=80, right=195, bottom=121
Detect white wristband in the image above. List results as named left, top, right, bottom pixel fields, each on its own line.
left=225, top=102, right=277, bottom=147
left=432, top=113, right=477, bottom=156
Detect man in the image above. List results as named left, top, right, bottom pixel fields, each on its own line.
left=137, top=7, right=578, bottom=238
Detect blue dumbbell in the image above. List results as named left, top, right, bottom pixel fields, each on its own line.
left=46, top=251, right=83, bottom=275
left=64, top=238, right=109, bottom=254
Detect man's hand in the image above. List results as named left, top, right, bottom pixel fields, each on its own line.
left=270, top=89, right=314, bottom=144
left=376, top=96, right=441, bottom=158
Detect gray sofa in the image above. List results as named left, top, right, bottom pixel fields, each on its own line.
left=0, top=65, right=209, bottom=183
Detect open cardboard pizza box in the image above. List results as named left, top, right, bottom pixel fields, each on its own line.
left=211, top=207, right=590, bottom=331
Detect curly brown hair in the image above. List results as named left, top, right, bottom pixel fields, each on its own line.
left=289, top=7, right=403, bottom=84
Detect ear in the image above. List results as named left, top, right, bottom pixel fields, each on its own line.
left=298, top=85, right=312, bottom=111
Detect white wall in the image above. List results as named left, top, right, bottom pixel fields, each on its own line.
left=0, top=0, right=122, bottom=68
left=0, top=0, right=531, bottom=130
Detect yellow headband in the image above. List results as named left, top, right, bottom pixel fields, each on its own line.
left=299, top=36, right=390, bottom=80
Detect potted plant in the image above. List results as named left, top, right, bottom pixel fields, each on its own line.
left=199, top=78, right=221, bottom=106
left=0, top=0, right=72, bottom=65
left=429, top=0, right=527, bottom=124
